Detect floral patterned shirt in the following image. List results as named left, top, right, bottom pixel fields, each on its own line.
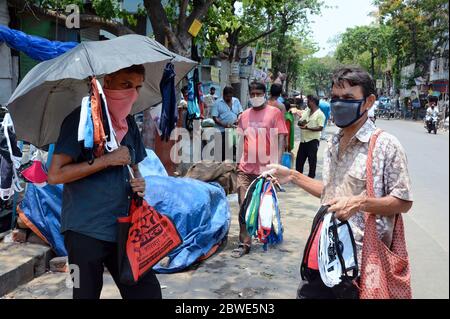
left=321, top=119, right=413, bottom=263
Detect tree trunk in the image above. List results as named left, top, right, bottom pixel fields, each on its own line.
left=371, top=49, right=375, bottom=78
left=142, top=0, right=214, bottom=175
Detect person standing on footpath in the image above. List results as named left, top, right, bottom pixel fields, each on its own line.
left=295, top=95, right=325, bottom=179
left=48, top=65, right=162, bottom=299
left=265, top=67, right=413, bottom=299
left=232, top=81, right=288, bottom=258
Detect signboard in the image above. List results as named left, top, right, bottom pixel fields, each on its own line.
left=240, top=47, right=255, bottom=67
left=257, top=50, right=272, bottom=70
left=376, top=79, right=383, bottom=89
left=188, top=19, right=202, bottom=37
left=239, top=65, right=252, bottom=78
left=239, top=47, right=255, bottom=78
left=210, top=66, right=220, bottom=83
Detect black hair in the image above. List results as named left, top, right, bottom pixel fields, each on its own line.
left=331, top=66, right=376, bottom=98
left=249, top=81, right=266, bottom=93
left=223, top=86, right=234, bottom=96
left=307, top=95, right=320, bottom=106
left=428, top=96, right=438, bottom=103
left=210, top=87, right=216, bottom=92
left=270, top=83, right=283, bottom=97
left=181, top=85, right=189, bottom=95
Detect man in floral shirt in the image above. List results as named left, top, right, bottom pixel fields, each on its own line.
left=265, top=67, right=413, bottom=299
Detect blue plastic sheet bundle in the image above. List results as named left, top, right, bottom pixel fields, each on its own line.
left=146, top=176, right=231, bottom=273
left=0, top=25, right=78, bottom=61
left=18, top=183, right=67, bottom=256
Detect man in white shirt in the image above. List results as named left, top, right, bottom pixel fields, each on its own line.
left=203, top=87, right=217, bottom=119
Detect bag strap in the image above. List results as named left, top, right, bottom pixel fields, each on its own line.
left=363, top=129, right=384, bottom=235
left=366, top=128, right=383, bottom=198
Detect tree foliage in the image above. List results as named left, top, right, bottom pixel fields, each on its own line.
left=300, top=55, right=341, bottom=96
left=335, top=24, right=393, bottom=79
left=374, top=0, right=449, bottom=85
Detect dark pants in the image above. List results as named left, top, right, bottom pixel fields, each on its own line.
left=295, top=139, right=320, bottom=178
left=64, top=231, right=162, bottom=299
left=217, top=131, right=236, bottom=162
left=236, top=171, right=259, bottom=245
left=297, top=269, right=359, bottom=299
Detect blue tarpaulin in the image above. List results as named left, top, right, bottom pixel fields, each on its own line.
left=17, top=150, right=231, bottom=272
left=18, top=183, right=67, bottom=256
left=0, top=25, right=78, bottom=61
left=147, top=176, right=230, bottom=273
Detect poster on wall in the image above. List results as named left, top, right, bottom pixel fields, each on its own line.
left=257, top=49, right=272, bottom=70
left=239, top=47, right=255, bottom=78
left=210, top=66, right=220, bottom=83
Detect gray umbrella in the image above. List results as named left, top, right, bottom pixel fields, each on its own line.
left=6, top=34, right=197, bottom=147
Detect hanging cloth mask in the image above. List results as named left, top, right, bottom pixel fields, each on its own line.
left=18, top=149, right=48, bottom=187
left=186, top=77, right=201, bottom=131
left=79, top=79, right=118, bottom=163
left=96, top=79, right=119, bottom=151
left=245, top=178, right=265, bottom=237
left=90, top=77, right=107, bottom=158
left=267, top=182, right=283, bottom=245
left=0, top=113, right=23, bottom=200
left=257, top=180, right=274, bottom=244
left=159, top=63, right=177, bottom=142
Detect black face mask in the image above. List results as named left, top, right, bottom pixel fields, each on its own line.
left=330, top=99, right=367, bottom=128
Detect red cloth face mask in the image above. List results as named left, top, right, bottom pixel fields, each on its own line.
left=104, top=88, right=138, bottom=143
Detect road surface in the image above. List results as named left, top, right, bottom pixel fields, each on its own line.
left=376, top=119, right=449, bottom=299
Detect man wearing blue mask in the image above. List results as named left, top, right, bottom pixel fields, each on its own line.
left=264, top=67, right=413, bottom=299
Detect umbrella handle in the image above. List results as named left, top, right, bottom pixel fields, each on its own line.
left=127, top=165, right=135, bottom=179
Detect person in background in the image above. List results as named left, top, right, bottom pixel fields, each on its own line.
left=203, top=87, right=217, bottom=119
left=267, top=83, right=287, bottom=114
left=284, top=97, right=295, bottom=152
left=279, top=92, right=289, bottom=105
left=319, top=97, right=331, bottom=140
left=296, top=95, right=325, bottom=179
left=177, top=85, right=189, bottom=129
left=411, top=91, right=421, bottom=121
left=368, top=99, right=378, bottom=123
left=426, top=96, right=440, bottom=120
left=211, top=86, right=243, bottom=161
left=233, top=81, right=288, bottom=258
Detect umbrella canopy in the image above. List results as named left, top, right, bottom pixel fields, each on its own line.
left=6, top=34, right=197, bottom=147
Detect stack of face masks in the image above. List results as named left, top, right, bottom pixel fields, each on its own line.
left=318, top=212, right=359, bottom=287
left=0, top=113, right=23, bottom=200
left=77, top=77, right=119, bottom=163
left=242, top=176, right=283, bottom=249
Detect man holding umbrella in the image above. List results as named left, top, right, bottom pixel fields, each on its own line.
left=48, top=65, right=162, bottom=299
left=6, top=34, right=197, bottom=299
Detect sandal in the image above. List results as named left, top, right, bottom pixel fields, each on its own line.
left=231, top=243, right=251, bottom=258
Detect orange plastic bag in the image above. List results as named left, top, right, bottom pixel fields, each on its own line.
left=117, top=197, right=182, bottom=285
